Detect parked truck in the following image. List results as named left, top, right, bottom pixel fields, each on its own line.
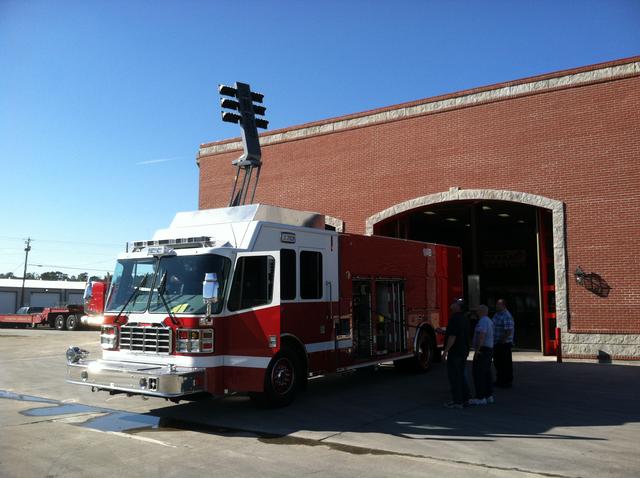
left=66, top=204, right=462, bottom=406
left=1, top=304, right=85, bottom=330
left=0, top=279, right=109, bottom=330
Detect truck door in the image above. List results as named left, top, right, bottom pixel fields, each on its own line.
left=226, top=251, right=281, bottom=358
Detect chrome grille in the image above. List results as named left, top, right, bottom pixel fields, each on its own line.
left=119, top=325, right=171, bottom=354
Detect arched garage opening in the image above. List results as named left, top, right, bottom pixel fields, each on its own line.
left=366, top=190, right=566, bottom=355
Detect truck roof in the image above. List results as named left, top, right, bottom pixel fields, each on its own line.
left=163, top=204, right=324, bottom=231
left=140, top=204, right=327, bottom=251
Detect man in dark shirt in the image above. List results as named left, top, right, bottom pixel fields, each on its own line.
left=443, top=301, right=470, bottom=408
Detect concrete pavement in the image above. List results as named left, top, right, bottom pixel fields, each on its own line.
left=1, top=328, right=639, bottom=477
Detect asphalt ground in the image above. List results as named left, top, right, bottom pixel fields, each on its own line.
left=1, top=328, right=639, bottom=478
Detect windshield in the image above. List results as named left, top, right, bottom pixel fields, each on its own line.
left=105, top=254, right=231, bottom=315
left=105, top=259, right=155, bottom=313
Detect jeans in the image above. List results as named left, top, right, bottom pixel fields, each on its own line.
left=493, top=342, right=513, bottom=386
left=447, top=354, right=471, bottom=404
left=472, top=347, right=494, bottom=399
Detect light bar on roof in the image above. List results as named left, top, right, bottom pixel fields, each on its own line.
left=129, top=236, right=213, bottom=252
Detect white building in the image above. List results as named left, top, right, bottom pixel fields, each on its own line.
left=0, top=279, right=86, bottom=313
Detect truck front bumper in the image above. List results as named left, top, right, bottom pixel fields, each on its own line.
left=66, top=359, right=206, bottom=398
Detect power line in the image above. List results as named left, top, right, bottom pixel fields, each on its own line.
left=29, top=263, right=112, bottom=272
left=0, top=235, right=121, bottom=248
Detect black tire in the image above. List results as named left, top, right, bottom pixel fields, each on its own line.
left=54, top=315, right=67, bottom=330
left=413, top=328, right=435, bottom=372
left=251, top=349, right=300, bottom=408
left=66, top=315, right=79, bottom=331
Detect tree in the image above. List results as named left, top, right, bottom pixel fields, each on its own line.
left=0, top=272, right=15, bottom=278
left=40, top=271, right=69, bottom=281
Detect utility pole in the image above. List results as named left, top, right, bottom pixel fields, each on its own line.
left=19, top=238, right=32, bottom=309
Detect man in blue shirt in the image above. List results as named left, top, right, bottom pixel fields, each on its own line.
left=492, top=299, right=514, bottom=388
left=469, top=304, right=495, bottom=405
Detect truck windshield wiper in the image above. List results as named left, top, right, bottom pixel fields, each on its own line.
left=113, top=275, right=149, bottom=324
left=155, top=272, right=179, bottom=325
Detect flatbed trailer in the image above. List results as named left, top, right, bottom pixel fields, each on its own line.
left=0, top=305, right=85, bottom=330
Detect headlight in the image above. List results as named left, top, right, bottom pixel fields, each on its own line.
left=100, top=325, right=118, bottom=350
left=176, top=328, right=213, bottom=353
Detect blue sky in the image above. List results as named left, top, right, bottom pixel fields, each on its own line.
left=0, top=0, right=638, bottom=278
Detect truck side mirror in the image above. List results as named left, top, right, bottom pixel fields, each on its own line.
left=203, top=272, right=219, bottom=304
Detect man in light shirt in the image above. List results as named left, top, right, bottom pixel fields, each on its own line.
left=469, top=304, right=495, bottom=405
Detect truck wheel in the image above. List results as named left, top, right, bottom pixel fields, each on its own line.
left=66, top=315, right=79, bottom=331
left=414, top=328, right=435, bottom=372
left=54, top=315, right=67, bottom=330
left=251, top=349, right=300, bottom=408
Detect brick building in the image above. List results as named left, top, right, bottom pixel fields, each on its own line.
left=197, top=56, right=640, bottom=360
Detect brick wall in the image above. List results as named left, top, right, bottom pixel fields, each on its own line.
left=198, top=57, right=640, bottom=340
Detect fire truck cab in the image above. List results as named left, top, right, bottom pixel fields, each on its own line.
left=67, top=203, right=462, bottom=407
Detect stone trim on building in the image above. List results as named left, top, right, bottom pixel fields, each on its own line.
left=364, top=188, right=568, bottom=328
left=325, top=215, right=345, bottom=233
left=561, top=331, right=640, bottom=360
left=198, top=60, right=640, bottom=163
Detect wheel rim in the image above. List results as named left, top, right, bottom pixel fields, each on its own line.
left=271, top=357, right=294, bottom=396
left=68, top=317, right=76, bottom=328
left=56, top=316, right=65, bottom=328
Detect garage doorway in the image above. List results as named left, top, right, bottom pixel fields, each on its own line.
left=372, top=200, right=557, bottom=355
left=30, top=292, right=61, bottom=308
left=0, top=291, right=17, bottom=314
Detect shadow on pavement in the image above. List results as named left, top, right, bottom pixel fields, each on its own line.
left=148, top=357, right=640, bottom=442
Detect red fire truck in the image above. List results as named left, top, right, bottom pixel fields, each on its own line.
left=67, top=204, right=462, bottom=406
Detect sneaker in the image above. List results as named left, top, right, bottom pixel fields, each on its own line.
left=468, top=398, right=487, bottom=406
left=486, top=396, right=495, bottom=404
left=444, top=401, right=464, bottom=409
